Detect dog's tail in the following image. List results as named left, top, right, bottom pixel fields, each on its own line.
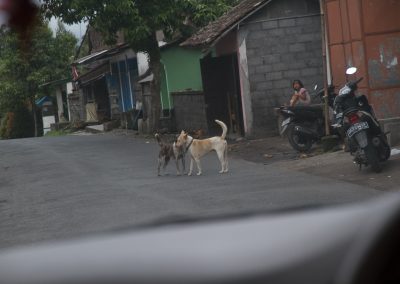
left=154, top=133, right=162, bottom=146
left=215, top=120, right=228, bottom=140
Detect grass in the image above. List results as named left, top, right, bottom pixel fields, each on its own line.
left=44, top=129, right=71, bottom=137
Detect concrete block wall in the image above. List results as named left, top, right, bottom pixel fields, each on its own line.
left=243, top=14, right=324, bottom=136
left=172, top=92, right=208, bottom=132
left=68, top=90, right=86, bottom=122
left=108, top=90, right=121, bottom=119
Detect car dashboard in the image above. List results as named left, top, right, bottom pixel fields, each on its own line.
left=0, top=194, right=400, bottom=284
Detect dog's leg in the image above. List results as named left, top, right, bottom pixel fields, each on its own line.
left=223, top=144, right=229, bottom=173
left=195, top=158, right=202, bottom=176
left=182, top=156, right=186, bottom=174
left=188, top=158, right=194, bottom=176
left=163, top=157, right=170, bottom=175
left=175, top=159, right=181, bottom=176
left=217, top=150, right=225, bottom=174
left=157, top=157, right=164, bottom=176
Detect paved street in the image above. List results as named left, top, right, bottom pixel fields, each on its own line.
left=0, top=134, right=384, bottom=249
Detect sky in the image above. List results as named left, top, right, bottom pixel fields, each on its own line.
left=0, top=12, right=87, bottom=43
left=37, top=0, right=87, bottom=40
left=0, top=11, right=8, bottom=26
left=49, top=17, right=88, bottom=42
left=0, top=0, right=86, bottom=42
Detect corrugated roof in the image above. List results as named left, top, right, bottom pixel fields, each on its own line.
left=138, top=74, right=154, bottom=84
left=73, top=49, right=109, bottom=65
left=76, top=62, right=109, bottom=84
left=35, top=96, right=51, bottom=107
left=39, top=78, right=69, bottom=88
left=181, top=0, right=271, bottom=47
left=73, top=43, right=131, bottom=65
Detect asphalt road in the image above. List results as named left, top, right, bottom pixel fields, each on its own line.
left=0, top=134, right=383, bottom=249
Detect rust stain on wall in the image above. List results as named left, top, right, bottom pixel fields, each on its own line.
left=367, top=34, right=400, bottom=89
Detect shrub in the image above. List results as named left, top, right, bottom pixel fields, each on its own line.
left=0, top=105, right=35, bottom=139
left=0, top=112, right=13, bottom=139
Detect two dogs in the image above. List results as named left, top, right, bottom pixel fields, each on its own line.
left=155, top=120, right=229, bottom=176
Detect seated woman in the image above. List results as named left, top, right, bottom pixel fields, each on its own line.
left=290, top=79, right=311, bottom=107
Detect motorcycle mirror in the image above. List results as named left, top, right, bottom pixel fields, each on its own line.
left=314, top=84, right=318, bottom=90
left=346, top=67, right=357, bottom=75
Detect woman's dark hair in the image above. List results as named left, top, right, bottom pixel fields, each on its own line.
left=292, top=79, right=304, bottom=90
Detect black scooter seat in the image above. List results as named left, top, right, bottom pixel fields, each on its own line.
left=285, top=105, right=323, bottom=120
left=287, top=105, right=323, bottom=113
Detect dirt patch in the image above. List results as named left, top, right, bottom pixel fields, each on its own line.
left=228, top=136, right=400, bottom=191
left=274, top=149, right=400, bottom=191
left=228, top=136, right=326, bottom=164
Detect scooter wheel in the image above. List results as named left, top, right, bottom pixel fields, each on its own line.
left=287, top=125, right=313, bottom=152
left=364, top=144, right=382, bottom=173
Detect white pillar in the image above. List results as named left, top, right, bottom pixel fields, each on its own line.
left=55, top=87, right=64, bottom=121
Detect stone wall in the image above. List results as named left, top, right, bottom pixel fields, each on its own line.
left=67, top=90, right=85, bottom=122
left=172, top=92, right=208, bottom=132
left=241, top=0, right=323, bottom=136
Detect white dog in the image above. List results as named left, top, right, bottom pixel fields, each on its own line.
left=176, top=120, right=228, bottom=176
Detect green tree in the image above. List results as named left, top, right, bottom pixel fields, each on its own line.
left=42, top=0, right=238, bottom=131
left=0, top=19, right=77, bottom=138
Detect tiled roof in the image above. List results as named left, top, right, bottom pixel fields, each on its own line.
left=181, top=0, right=270, bottom=47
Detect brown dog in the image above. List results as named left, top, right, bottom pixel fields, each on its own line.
left=176, top=120, right=228, bottom=176
left=155, top=134, right=186, bottom=176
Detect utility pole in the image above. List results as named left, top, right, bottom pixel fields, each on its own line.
left=319, top=0, right=339, bottom=151
left=319, top=0, right=330, bottom=136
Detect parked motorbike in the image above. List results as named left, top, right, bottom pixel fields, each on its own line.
left=279, top=84, right=336, bottom=152
left=332, top=67, right=391, bottom=173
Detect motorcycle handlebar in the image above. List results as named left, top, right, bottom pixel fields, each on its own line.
left=347, top=77, right=363, bottom=90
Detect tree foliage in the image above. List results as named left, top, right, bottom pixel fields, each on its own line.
left=42, top=0, right=238, bottom=51
left=0, top=19, right=77, bottom=138
left=41, top=0, right=239, bottom=131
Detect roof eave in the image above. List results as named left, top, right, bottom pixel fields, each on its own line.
left=181, top=0, right=274, bottom=48
left=39, top=78, right=70, bottom=88
left=72, top=43, right=131, bottom=66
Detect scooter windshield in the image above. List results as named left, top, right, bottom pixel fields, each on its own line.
left=338, top=85, right=351, bottom=96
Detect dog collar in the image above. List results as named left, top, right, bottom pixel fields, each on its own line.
left=185, top=137, right=194, bottom=153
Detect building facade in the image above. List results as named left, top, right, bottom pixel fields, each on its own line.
left=324, top=0, right=400, bottom=144
left=182, top=0, right=324, bottom=137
